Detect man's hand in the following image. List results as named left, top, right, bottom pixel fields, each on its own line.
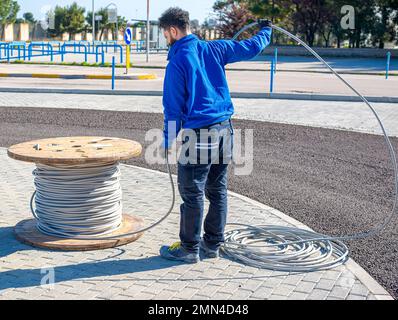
left=257, top=19, right=272, bottom=28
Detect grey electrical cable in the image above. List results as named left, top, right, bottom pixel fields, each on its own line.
left=30, top=151, right=175, bottom=240
left=218, top=23, right=398, bottom=271
left=32, top=161, right=123, bottom=238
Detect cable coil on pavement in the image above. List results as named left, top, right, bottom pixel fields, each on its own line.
left=218, top=23, right=398, bottom=272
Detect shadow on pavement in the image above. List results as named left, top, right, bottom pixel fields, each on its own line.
left=0, top=254, right=183, bottom=292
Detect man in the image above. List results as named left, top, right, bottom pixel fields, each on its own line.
left=158, top=7, right=272, bottom=263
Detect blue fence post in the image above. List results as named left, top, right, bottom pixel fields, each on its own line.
left=61, top=44, right=64, bottom=62
left=117, top=45, right=123, bottom=64
left=49, top=44, right=53, bottom=62
left=386, top=51, right=391, bottom=79
left=7, top=44, right=10, bottom=63
left=112, top=56, right=115, bottom=90
left=101, top=50, right=105, bottom=65
left=270, top=59, right=275, bottom=93
left=274, top=48, right=278, bottom=74
left=84, top=44, right=88, bottom=62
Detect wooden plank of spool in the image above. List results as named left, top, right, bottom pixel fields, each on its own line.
left=7, top=136, right=142, bottom=165
left=15, top=215, right=145, bottom=251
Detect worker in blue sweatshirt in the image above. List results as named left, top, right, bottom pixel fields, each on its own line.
left=158, top=7, right=272, bottom=263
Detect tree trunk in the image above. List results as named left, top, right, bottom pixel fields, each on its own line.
left=378, top=7, right=388, bottom=49
left=1, top=24, right=5, bottom=41
left=355, top=28, right=360, bottom=48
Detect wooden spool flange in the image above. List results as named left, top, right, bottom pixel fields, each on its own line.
left=8, top=136, right=144, bottom=251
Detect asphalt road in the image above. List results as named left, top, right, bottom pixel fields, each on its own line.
left=0, top=106, right=397, bottom=299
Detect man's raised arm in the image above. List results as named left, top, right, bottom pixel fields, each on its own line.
left=209, top=20, right=272, bottom=65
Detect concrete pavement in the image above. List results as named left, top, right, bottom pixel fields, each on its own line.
left=13, top=52, right=398, bottom=74
left=0, top=147, right=391, bottom=300
left=1, top=59, right=397, bottom=98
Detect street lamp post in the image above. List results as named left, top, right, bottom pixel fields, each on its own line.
left=92, top=0, right=95, bottom=44
left=146, top=0, right=150, bottom=62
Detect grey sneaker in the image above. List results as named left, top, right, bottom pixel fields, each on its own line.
left=160, top=241, right=199, bottom=263
left=200, top=240, right=220, bottom=259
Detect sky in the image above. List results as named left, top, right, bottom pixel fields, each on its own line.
left=17, top=0, right=217, bottom=24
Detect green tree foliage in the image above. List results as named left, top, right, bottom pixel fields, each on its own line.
left=212, top=0, right=398, bottom=48
left=0, top=0, right=20, bottom=39
left=64, top=2, right=85, bottom=39
left=22, top=12, right=35, bottom=24
left=0, top=0, right=20, bottom=25
left=47, top=2, right=85, bottom=40
left=240, top=0, right=294, bottom=26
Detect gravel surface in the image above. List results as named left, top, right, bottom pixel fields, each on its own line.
left=0, top=106, right=397, bottom=299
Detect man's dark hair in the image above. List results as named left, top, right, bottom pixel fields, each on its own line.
left=159, top=7, right=190, bottom=31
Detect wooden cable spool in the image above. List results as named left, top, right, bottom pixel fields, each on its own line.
left=7, top=136, right=145, bottom=251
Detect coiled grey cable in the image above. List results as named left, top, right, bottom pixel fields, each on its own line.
left=30, top=152, right=175, bottom=240
left=218, top=23, right=398, bottom=271
left=32, top=161, right=123, bottom=238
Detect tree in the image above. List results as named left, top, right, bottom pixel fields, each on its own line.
left=240, top=0, right=294, bottom=43
left=116, top=16, right=127, bottom=39
left=47, top=5, right=67, bottom=37
left=48, top=3, right=85, bottom=40
left=213, top=0, right=256, bottom=38
left=86, top=8, right=108, bottom=40
left=239, top=0, right=293, bottom=26
left=86, top=9, right=127, bottom=40
left=318, top=0, right=341, bottom=47
left=372, top=0, right=398, bottom=48
left=0, top=0, right=20, bottom=39
left=64, top=2, right=85, bottom=40
left=290, top=0, right=333, bottom=47
left=23, top=12, right=35, bottom=24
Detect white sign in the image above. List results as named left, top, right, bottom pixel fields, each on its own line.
left=95, top=15, right=103, bottom=21
left=108, top=8, right=117, bottom=23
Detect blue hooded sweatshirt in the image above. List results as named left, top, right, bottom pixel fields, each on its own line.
left=163, top=27, right=272, bottom=148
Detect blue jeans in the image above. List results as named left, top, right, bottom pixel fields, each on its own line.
left=177, top=119, right=233, bottom=254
